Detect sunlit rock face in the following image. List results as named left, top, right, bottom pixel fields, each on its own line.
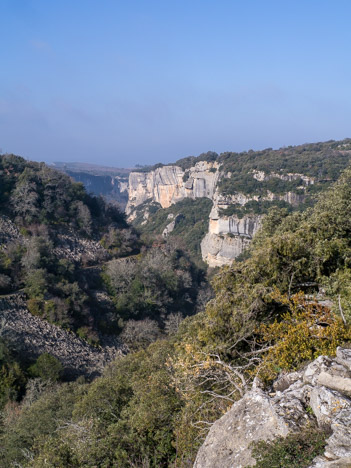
left=194, top=348, right=351, bottom=468
left=200, top=189, right=262, bottom=267
left=200, top=216, right=261, bottom=268
left=126, top=161, right=219, bottom=214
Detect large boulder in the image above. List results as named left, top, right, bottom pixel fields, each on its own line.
left=194, top=348, right=351, bottom=468
left=193, top=389, right=291, bottom=468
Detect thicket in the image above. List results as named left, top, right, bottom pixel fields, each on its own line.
left=249, top=425, right=329, bottom=468
left=102, top=242, right=208, bottom=342
left=2, top=166, right=351, bottom=466
left=220, top=199, right=293, bottom=218
left=134, top=198, right=213, bottom=266
left=218, top=139, right=351, bottom=196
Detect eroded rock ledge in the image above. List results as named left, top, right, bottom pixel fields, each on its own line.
left=194, top=348, right=351, bottom=468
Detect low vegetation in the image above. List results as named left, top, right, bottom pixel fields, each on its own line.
left=249, top=425, right=329, bottom=468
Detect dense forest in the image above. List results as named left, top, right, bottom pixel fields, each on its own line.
left=1, top=149, right=351, bottom=466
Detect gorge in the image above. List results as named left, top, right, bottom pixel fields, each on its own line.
left=62, top=139, right=351, bottom=267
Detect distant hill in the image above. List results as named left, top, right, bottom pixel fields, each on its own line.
left=51, top=161, right=132, bottom=176
left=53, top=161, right=131, bottom=209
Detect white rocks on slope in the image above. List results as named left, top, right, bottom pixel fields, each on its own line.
left=194, top=348, right=351, bottom=468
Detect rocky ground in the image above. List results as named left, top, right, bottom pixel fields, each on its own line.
left=0, top=293, right=125, bottom=380
left=194, top=348, right=351, bottom=468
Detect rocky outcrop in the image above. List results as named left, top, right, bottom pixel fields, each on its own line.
left=0, top=293, right=124, bottom=379
left=201, top=231, right=252, bottom=267
left=194, top=348, right=351, bottom=468
left=200, top=186, right=307, bottom=266
left=251, top=169, right=315, bottom=186
left=162, top=214, right=183, bottom=238
left=126, top=161, right=219, bottom=215
left=200, top=191, right=262, bottom=267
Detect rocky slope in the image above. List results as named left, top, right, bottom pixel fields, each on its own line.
left=194, top=347, right=351, bottom=468
left=0, top=293, right=124, bottom=379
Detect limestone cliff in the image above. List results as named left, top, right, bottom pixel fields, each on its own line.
left=125, top=162, right=311, bottom=267
left=200, top=188, right=305, bottom=267
left=126, top=161, right=219, bottom=214
left=201, top=190, right=262, bottom=267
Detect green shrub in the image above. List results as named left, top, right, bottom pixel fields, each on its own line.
left=29, top=353, right=63, bottom=382
left=27, top=298, right=44, bottom=316
left=249, top=425, right=329, bottom=468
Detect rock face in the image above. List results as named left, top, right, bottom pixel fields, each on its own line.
left=162, top=214, right=183, bottom=238
left=200, top=191, right=262, bottom=267
left=200, top=187, right=306, bottom=267
left=194, top=348, right=351, bottom=468
left=126, top=161, right=219, bottom=214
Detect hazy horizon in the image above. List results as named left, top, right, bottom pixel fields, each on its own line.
left=1, top=1, right=351, bottom=166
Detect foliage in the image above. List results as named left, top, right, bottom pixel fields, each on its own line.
left=0, top=339, right=26, bottom=410
left=28, top=354, right=63, bottom=382
left=218, top=139, right=351, bottom=196
left=220, top=199, right=293, bottom=218
left=175, top=151, right=218, bottom=170
left=249, top=425, right=329, bottom=468
left=0, top=381, right=86, bottom=467
left=1, top=341, right=182, bottom=468
left=103, top=243, right=206, bottom=339
left=257, top=291, right=351, bottom=382
left=134, top=197, right=213, bottom=266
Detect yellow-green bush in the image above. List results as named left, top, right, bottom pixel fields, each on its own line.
left=257, top=291, right=351, bottom=382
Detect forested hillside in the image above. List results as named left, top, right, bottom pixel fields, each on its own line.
left=0, top=154, right=208, bottom=431
left=1, top=154, right=350, bottom=467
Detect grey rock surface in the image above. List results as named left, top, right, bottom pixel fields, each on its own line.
left=126, top=161, right=219, bottom=214
left=193, top=389, right=290, bottom=468
left=194, top=348, right=351, bottom=468
left=0, top=293, right=124, bottom=379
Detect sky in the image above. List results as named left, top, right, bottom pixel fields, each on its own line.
left=1, top=0, right=351, bottom=167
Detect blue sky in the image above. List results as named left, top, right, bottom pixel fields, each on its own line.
left=1, top=0, right=351, bottom=167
